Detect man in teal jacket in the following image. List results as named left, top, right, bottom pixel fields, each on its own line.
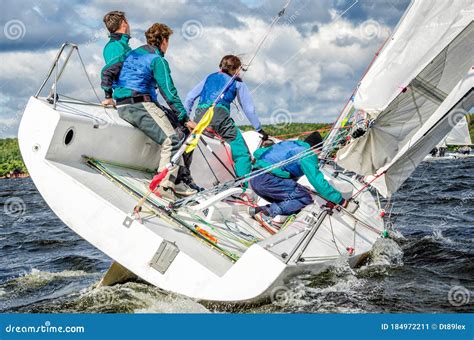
left=250, top=132, right=346, bottom=227
left=100, top=11, right=132, bottom=106
left=113, top=23, right=197, bottom=200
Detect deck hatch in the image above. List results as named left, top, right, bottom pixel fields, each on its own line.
left=150, top=240, right=180, bottom=274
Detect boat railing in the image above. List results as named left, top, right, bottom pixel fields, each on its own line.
left=35, top=42, right=79, bottom=109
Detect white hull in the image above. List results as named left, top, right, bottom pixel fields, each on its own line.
left=18, top=97, right=384, bottom=303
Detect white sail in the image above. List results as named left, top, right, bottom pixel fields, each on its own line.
left=445, top=116, right=472, bottom=145
left=335, top=0, right=474, bottom=196
left=369, top=68, right=474, bottom=196
left=352, top=0, right=474, bottom=114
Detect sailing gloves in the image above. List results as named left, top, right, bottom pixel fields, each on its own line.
left=258, top=129, right=269, bottom=141
left=325, top=198, right=349, bottom=210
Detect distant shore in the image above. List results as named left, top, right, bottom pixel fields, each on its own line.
left=0, top=173, right=29, bottom=180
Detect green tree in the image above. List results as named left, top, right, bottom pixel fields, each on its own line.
left=0, top=138, right=28, bottom=177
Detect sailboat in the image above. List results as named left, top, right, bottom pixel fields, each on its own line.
left=18, top=0, right=473, bottom=304
left=425, top=116, right=473, bottom=160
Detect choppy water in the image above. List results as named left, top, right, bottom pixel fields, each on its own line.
left=1, top=158, right=473, bottom=313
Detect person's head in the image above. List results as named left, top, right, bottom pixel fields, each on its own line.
left=103, top=11, right=130, bottom=35
left=145, top=23, right=173, bottom=54
left=219, top=55, right=242, bottom=76
left=304, top=131, right=323, bottom=151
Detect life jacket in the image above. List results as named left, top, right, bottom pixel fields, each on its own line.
left=255, top=141, right=309, bottom=178
left=198, top=72, right=238, bottom=111
left=116, top=46, right=160, bottom=101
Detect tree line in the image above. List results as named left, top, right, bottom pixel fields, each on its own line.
left=1, top=116, right=473, bottom=178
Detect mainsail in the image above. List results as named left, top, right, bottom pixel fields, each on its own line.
left=332, top=0, right=474, bottom=197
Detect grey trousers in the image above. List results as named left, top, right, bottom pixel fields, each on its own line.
left=118, top=102, right=182, bottom=188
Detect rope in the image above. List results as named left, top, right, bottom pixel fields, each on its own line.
left=76, top=49, right=102, bottom=104
left=204, top=128, right=235, bottom=167
left=242, top=0, right=293, bottom=71
left=197, top=142, right=221, bottom=184
left=349, top=171, right=386, bottom=200
left=200, top=137, right=235, bottom=178
left=328, top=215, right=344, bottom=256
left=134, top=0, right=294, bottom=212
left=86, top=157, right=243, bottom=260
left=173, top=139, right=326, bottom=208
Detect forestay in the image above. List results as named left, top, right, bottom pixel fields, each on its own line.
left=335, top=0, right=474, bottom=197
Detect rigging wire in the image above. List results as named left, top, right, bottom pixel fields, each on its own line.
left=242, top=0, right=293, bottom=71
left=76, top=49, right=102, bottom=104
left=173, top=139, right=327, bottom=207
left=197, top=142, right=221, bottom=185
left=174, top=124, right=355, bottom=209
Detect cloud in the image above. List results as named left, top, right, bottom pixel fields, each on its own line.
left=0, top=0, right=407, bottom=138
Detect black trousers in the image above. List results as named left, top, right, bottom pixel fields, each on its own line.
left=161, top=105, right=195, bottom=185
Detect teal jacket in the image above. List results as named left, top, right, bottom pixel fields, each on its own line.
left=100, top=33, right=131, bottom=98
left=253, top=140, right=343, bottom=204
left=114, top=45, right=188, bottom=122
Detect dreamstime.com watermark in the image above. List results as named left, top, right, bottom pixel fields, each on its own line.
left=3, top=19, right=26, bottom=40
left=181, top=19, right=203, bottom=40
left=270, top=108, right=293, bottom=129
left=3, top=197, right=26, bottom=220
left=448, top=285, right=471, bottom=307
left=4, top=321, right=85, bottom=334
left=270, top=279, right=306, bottom=307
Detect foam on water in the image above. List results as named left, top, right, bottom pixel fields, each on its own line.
left=1, top=158, right=473, bottom=313
left=427, top=229, right=455, bottom=245
left=71, top=282, right=209, bottom=313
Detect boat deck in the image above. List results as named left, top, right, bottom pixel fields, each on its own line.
left=83, top=158, right=280, bottom=265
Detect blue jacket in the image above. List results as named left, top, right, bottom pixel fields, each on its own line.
left=115, top=45, right=188, bottom=122
left=185, top=71, right=262, bottom=131
left=253, top=140, right=343, bottom=204
left=116, top=48, right=159, bottom=101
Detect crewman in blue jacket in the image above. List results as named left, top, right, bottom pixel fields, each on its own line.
left=250, top=132, right=347, bottom=228
left=185, top=55, right=268, bottom=179
left=113, top=23, right=197, bottom=200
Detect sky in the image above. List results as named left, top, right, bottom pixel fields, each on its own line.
left=0, top=0, right=411, bottom=138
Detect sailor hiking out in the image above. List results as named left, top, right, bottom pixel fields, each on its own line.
left=100, top=11, right=131, bottom=107
left=250, top=132, right=347, bottom=229
left=112, top=23, right=197, bottom=200
left=185, top=55, right=269, bottom=180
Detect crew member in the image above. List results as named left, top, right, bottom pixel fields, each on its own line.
left=250, top=131, right=347, bottom=228
left=184, top=55, right=268, bottom=180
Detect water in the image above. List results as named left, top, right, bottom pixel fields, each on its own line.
left=1, top=158, right=473, bottom=313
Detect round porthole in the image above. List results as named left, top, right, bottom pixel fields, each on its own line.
left=64, top=128, right=75, bottom=146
